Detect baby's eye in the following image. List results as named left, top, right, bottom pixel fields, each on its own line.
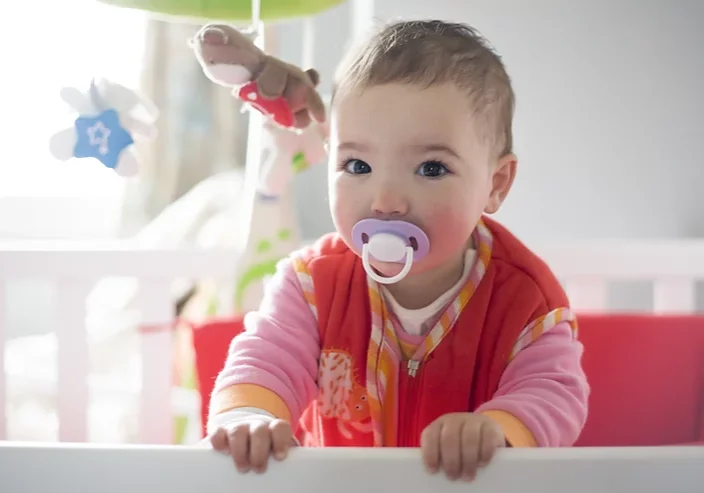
left=416, top=160, right=449, bottom=178
left=344, top=159, right=372, bottom=175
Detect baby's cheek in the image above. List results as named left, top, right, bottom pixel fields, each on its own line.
left=330, top=191, right=359, bottom=247
left=425, top=206, right=478, bottom=253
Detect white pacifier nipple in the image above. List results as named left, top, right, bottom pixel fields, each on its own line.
left=367, top=233, right=407, bottom=262
left=351, top=218, right=431, bottom=285
left=362, top=234, right=414, bottom=284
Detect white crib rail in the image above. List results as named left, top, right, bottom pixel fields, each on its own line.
left=534, top=239, right=704, bottom=313
left=0, top=443, right=703, bottom=493
left=1, top=238, right=704, bottom=444
left=0, top=240, right=241, bottom=444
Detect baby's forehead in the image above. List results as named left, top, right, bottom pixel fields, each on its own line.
left=334, top=83, right=474, bottom=120
left=331, top=85, right=480, bottom=141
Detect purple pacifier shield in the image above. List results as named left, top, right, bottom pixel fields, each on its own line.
left=351, top=218, right=430, bottom=263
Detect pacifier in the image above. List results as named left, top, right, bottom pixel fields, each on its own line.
left=351, top=218, right=430, bottom=284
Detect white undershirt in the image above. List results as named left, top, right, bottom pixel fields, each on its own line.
left=381, top=249, right=476, bottom=336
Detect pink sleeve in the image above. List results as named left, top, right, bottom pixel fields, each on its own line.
left=211, top=257, right=321, bottom=424
left=475, top=321, right=590, bottom=447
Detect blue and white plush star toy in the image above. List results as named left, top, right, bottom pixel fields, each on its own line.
left=49, top=78, right=159, bottom=176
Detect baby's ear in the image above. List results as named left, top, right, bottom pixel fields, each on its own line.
left=484, top=153, right=518, bottom=214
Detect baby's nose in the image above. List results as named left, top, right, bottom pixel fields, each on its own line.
left=371, top=188, right=409, bottom=217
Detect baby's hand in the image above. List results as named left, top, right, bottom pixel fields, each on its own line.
left=210, top=418, right=294, bottom=473
left=420, top=412, right=505, bottom=481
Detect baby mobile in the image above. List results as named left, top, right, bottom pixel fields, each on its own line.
left=47, top=0, right=335, bottom=319
left=49, top=0, right=333, bottom=183
left=50, top=0, right=335, bottom=313
left=47, top=0, right=335, bottom=315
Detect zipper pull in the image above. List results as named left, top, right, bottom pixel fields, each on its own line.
left=407, top=360, right=420, bottom=377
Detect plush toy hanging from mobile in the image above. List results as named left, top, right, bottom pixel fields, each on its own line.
left=49, top=77, right=159, bottom=176
left=189, top=0, right=328, bottom=198
left=190, top=0, right=326, bottom=131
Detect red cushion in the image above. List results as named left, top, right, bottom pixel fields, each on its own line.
left=190, top=313, right=704, bottom=445
left=575, top=314, right=704, bottom=446
left=191, top=317, right=246, bottom=437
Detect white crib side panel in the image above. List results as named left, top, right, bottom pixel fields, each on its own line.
left=0, top=444, right=703, bottom=493
left=0, top=244, right=243, bottom=445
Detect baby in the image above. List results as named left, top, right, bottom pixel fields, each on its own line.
left=207, top=19, right=589, bottom=481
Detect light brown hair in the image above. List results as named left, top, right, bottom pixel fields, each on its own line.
left=333, top=19, right=515, bottom=158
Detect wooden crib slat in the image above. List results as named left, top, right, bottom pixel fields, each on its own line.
left=565, top=279, right=608, bottom=312
left=653, top=279, right=696, bottom=313
left=139, top=280, right=174, bottom=445
left=56, top=280, right=91, bottom=443
left=0, top=279, right=5, bottom=440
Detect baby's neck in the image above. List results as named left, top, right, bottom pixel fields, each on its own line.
left=383, top=251, right=466, bottom=310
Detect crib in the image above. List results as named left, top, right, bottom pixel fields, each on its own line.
left=0, top=237, right=703, bottom=492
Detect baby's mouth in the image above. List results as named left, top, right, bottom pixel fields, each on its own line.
left=361, top=232, right=419, bottom=252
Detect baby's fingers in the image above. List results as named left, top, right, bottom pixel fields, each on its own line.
left=210, top=427, right=229, bottom=452
left=248, top=421, right=273, bottom=473
left=460, top=421, right=481, bottom=481
left=440, top=421, right=463, bottom=480
left=420, top=420, right=441, bottom=474
left=228, top=425, right=252, bottom=473
left=270, top=419, right=293, bottom=461
left=478, top=421, right=504, bottom=466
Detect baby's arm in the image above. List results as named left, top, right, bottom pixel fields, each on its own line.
left=476, top=321, right=589, bottom=447
left=207, top=256, right=320, bottom=434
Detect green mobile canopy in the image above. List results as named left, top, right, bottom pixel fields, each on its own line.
left=96, top=0, right=346, bottom=21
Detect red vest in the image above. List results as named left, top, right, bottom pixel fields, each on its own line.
left=295, top=217, right=570, bottom=447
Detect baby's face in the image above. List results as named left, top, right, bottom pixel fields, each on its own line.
left=328, top=82, right=499, bottom=278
